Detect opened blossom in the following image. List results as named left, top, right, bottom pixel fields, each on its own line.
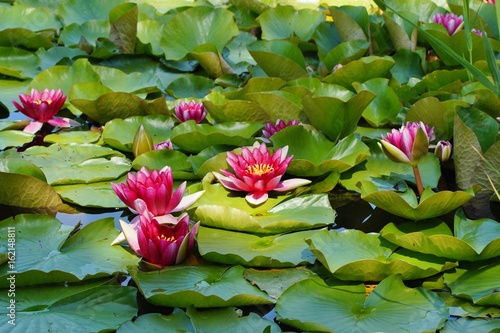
left=120, top=211, right=198, bottom=268
left=12, top=88, right=75, bottom=133
left=432, top=13, right=464, bottom=35
left=175, top=100, right=207, bottom=124
left=111, top=166, right=204, bottom=223
left=262, top=119, right=300, bottom=139
left=212, top=142, right=311, bottom=206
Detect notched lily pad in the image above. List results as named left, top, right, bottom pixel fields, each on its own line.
left=197, top=226, right=318, bottom=267
left=380, top=209, right=500, bottom=261
left=129, top=264, right=274, bottom=308
left=306, top=228, right=457, bottom=281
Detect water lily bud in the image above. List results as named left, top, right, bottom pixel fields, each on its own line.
left=133, top=125, right=153, bottom=157
left=434, top=140, right=452, bottom=163
left=432, top=13, right=464, bottom=35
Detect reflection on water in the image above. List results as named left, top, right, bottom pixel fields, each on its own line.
left=56, top=209, right=130, bottom=230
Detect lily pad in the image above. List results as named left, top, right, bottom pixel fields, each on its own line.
left=194, top=193, right=335, bottom=234
left=380, top=209, right=500, bottom=261
left=0, top=215, right=139, bottom=287
left=197, top=226, right=318, bottom=267
left=129, top=264, right=274, bottom=308
left=170, top=121, right=263, bottom=154
left=306, top=229, right=457, bottom=281
left=0, top=130, right=34, bottom=150
left=53, top=179, right=127, bottom=208
left=440, top=317, right=500, bottom=333
left=359, top=180, right=476, bottom=221
left=117, top=310, right=194, bottom=333
left=275, top=274, right=449, bottom=333
left=0, top=284, right=137, bottom=333
left=203, top=92, right=270, bottom=123
left=271, top=127, right=370, bottom=177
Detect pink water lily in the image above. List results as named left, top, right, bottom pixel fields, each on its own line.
left=154, top=140, right=173, bottom=150
left=12, top=88, right=75, bottom=133
left=380, top=122, right=435, bottom=166
left=213, top=142, right=311, bottom=206
left=120, top=212, right=198, bottom=268
left=174, top=100, right=207, bottom=124
left=111, top=166, right=204, bottom=223
left=262, top=119, right=300, bottom=139
left=434, top=140, right=452, bottom=163
left=432, top=13, right=464, bottom=35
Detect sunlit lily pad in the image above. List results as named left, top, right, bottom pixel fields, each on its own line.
left=271, top=127, right=370, bottom=177
left=129, top=264, right=274, bottom=308
left=275, top=274, right=449, bottom=333
left=197, top=226, right=318, bottom=267
left=44, top=130, right=101, bottom=144
left=306, top=229, right=457, bottom=281
left=0, top=215, right=139, bottom=287
left=380, top=209, right=500, bottom=261
left=203, top=92, right=270, bottom=123
left=194, top=192, right=335, bottom=234
left=53, top=179, right=127, bottom=208
left=440, top=317, right=500, bottom=333
left=359, top=180, right=476, bottom=221
left=117, top=310, right=194, bottom=333
left=444, top=261, right=500, bottom=306
left=0, top=284, right=137, bottom=333
left=170, top=121, right=263, bottom=153
left=0, top=130, right=34, bottom=150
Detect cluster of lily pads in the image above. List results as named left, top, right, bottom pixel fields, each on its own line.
left=0, top=0, right=499, bottom=332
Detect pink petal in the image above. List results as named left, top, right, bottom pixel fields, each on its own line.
left=47, top=117, right=73, bottom=128
left=246, top=191, right=269, bottom=206
left=274, top=178, right=312, bottom=192
left=120, top=220, right=141, bottom=254
left=171, top=190, right=205, bottom=212
left=23, top=121, right=43, bottom=133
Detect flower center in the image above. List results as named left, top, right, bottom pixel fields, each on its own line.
left=158, top=234, right=175, bottom=242
left=34, top=99, right=52, bottom=105
left=246, top=163, right=274, bottom=176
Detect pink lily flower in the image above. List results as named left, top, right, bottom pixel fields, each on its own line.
left=212, top=142, right=311, bottom=206
left=111, top=166, right=204, bottom=223
left=154, top=140, right=174, bottom=150
left=120, top=211, right=198, bottom=268
left=380, top=121, right=435, bottom=166
left=174, top=100, right=207, bottom=124
left=262, top=119, right=300, bottom=139
left=12, top=88, right=75, bottom=133
left=432, top=13, right=464, bottom=35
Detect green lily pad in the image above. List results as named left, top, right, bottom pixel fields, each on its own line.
left=56, top=0, right=125, bottom=25
left=301, top=88, right=376, bottom=142
left=0, top=215, right=139, bottom=287
left=129, top=264, right=274, bottom=308
left=440, top=317, right=500, bottom=333
left=166, top=74, right=215, bottom=99
left=0, top=28, right=54, bottom=50
left=132, top=149, right=193, bottom=175
left=380, top=209, right=500, bottom=261
left=0, top=152, right=46, bottom=181
left=0, top=4, right=62, bottom=31
left=444, top=261, right=500, bottom=306
left=359, top=180, right=476, bottom=221
left=0, top=172, right=63, bottom=216
left=203, top=92, right=270, bottom=123
left=194, top=193, right=335, bottom=234
left=0, top=284, right=137, bottom=333
left=322, top=40, right=371, bottom=70
left=44, top=131, right=101, bottom=144
left=271, top=127, right=370, bottom=177
left=117, top=310, right=194, bottom=333
left=0, top=130, right=34, bottom=150
left=5, top=143, right=131, bottom=185
left=58, top=20, right=110, bottom=47
left=197, top=226, right=318, bottom=267
left=53, top=179, right=127, bottom=208
left=160, top=6, right=239, bottom=60
left=306, top=229, right=457, bottom=281
left=247, top=40, right=308, bottom=81
left=257, top=5, right=325, bottom=41
left=0, top=46, right=40, bottom=79
left=275, top=274, right=449, bottom=333
left=438, top=292, right=500, bottom=318
left=190, top=44, right=234, bottom=79
left=170, top=121, right=263, bottom=154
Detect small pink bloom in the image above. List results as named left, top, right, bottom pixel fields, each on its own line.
left=154, top=140, right=173, bottom=150
left=472, top=29, right=483, bottom=37
left=432, top=13, right=464, bottom=35
left=174, top=100, right=207, bottom=124
left=486, top=0, right=495, bottom=4
left=120, top=212, right=198, bottom=268
left=380, top=122, right=435, bottom=166
left=262, top=119, right=300, bottom=139
left=434, top=140, right=452, bottom=163
left=12, top=88, right=75, bottom=133
left=111, top=166, right=204, bottom=219
left=213, top=142, right=311, bottom=206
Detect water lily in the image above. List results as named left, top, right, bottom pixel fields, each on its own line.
left=472, top=28, right=483, bottom=37
left=434, top=140, right=452, bottom=163
left=432, top=13, right=464, bottom=35
left=380, top=122, right=435, bottom=196
left=262, top=119, right=300, bottom=139
left=174, top=100, right=207, bottom=124
left=154, top=140, right=173, bottom=150
left=120, top=212, right=198, bottom=268
left=111, top=166, right=204, bottom=223
left=212, top=142, right=311, bottom=206
left=12, top=88, right=75, bottom=133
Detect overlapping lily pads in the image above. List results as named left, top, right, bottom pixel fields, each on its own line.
left=380, top=209, right=500, bottom=261
left=306, top=229, right=457, bottom=281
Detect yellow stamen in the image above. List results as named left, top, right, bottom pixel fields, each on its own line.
left=246, top=163, right=274, bottom=176
left=34, top=99, right=52, bottom=105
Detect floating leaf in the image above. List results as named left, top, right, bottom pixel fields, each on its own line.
left=0, top=215, right=139, bottom=287
left=276, top=274, right=448, bottom=333
left=117, top=310, right=194, bottom=333
left=53, top=179, right=127, bottom=208
left=129, top=264, right=274, bottom=308
left=306, top=229, right=457, bottom=281
left=0, top=130, right=34, bottom=150
left=197, top=226, right=318, bottom=267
